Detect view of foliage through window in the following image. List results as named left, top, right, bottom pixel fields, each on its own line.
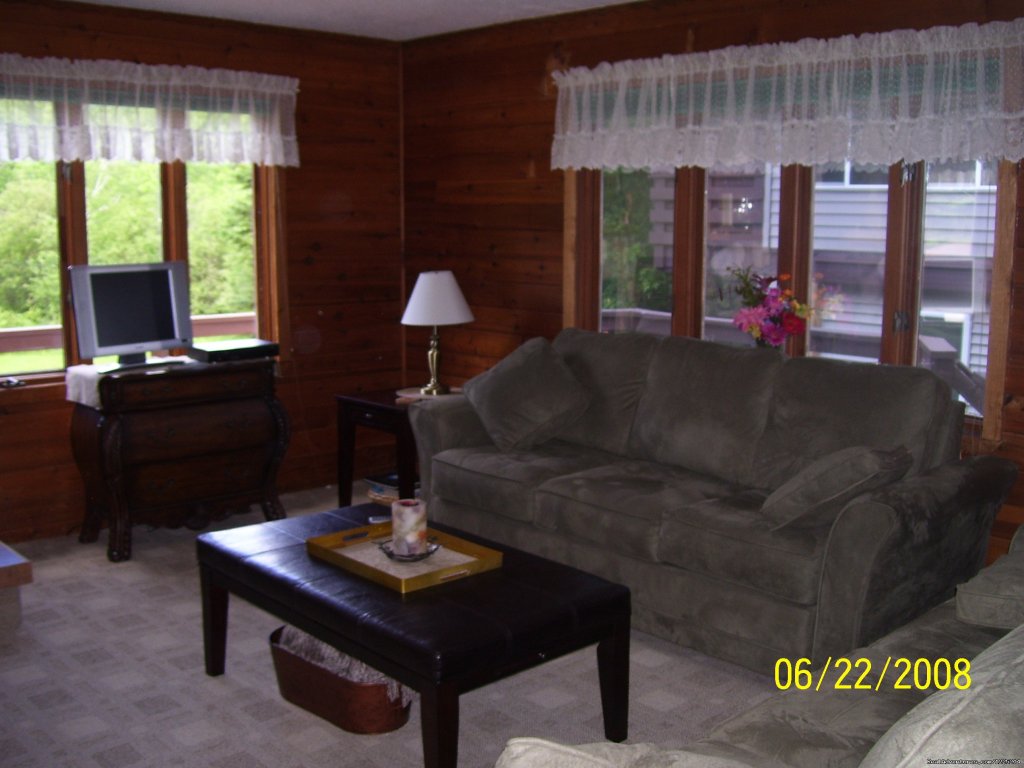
left=0, top=162, right=59, bottom=329
left=86, top=161, right=162, bottom=265
left=601, top=169, right=672, bottom=315
left=187, top=164, right=255, bottom=316
left=0, top=160, right=256, bottom=375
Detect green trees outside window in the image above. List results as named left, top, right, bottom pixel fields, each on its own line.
left=187, top=164, right=255, bottom=317
left=0, top=161, right=61, bottom=374
left=0, top=160, right=257, bottom=375
left=600, top=169, right=673, bottom=334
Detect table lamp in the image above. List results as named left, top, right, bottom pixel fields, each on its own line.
left=401, top=270, right=474, bottom=395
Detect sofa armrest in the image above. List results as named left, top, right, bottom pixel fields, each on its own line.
left=812, top=455, right=1018, bottom=664
left=408, top=395, right=492, bottom=507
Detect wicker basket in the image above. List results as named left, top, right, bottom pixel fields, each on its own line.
left=269, top=626, right=411, bottom=734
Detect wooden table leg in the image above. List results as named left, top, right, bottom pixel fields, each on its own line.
left=337, top=405, right=356, bottom=508
left=200, top=565, right=229, bottom=676
left=106, top=497, right=132, bottom=562
left=597, top=621, right=630, bottom=742
left=419, top=680, right=459, bottom=768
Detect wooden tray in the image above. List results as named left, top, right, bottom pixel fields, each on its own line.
left=306, top=523, right=502, bottom=593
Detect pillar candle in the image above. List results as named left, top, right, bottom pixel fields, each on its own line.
left=391, top=499, right=427, bottom=556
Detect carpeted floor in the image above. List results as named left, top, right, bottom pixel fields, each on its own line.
left=0, top=486, right=776, bottom=768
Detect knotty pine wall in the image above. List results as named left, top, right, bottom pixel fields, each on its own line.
left=0, top=0, right=403, bottom=541
left=2, top=0, right=1023, bottom=559
left=402, top=0, right=1024, bottom=560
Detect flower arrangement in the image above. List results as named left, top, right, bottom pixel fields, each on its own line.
left=728, top=266, right=810, bottom=347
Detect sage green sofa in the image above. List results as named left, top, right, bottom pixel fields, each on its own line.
left=409, top=328, right=1017, bottom=674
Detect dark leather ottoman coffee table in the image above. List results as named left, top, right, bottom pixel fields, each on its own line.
left=196, top=505, right=631, bottom=768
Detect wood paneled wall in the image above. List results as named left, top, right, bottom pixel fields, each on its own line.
left=0, top=0, right=402, bottom=541
left=2, top=0, right=1023, bottom=557
left=402, top=0, right=1024, bottom=559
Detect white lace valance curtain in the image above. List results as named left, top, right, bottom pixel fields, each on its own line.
left=552, top=18, right=1024, bottom=171
left=0, top=54, right=300, bottom=166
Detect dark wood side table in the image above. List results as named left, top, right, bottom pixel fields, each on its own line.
left=336, top=390, right=418, bottom=507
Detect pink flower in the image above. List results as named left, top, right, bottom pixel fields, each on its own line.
left=760, top=322, right=788, bottom=347
left=763, top=288, right=785, bottom=316
left=733, top=306, right=768, bottom=334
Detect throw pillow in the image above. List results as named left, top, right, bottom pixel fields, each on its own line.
left=955, top=550, right=1024, bottom=629
left=463, top=337, right=590, bottom=452
left=762, top=445, right=913, bottom=530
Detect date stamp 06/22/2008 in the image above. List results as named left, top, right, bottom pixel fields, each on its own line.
left=773, top=656, right=972, bottom=692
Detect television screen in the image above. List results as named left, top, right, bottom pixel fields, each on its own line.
left=69, top=262, right=193, bottom=368
left=92, top=270, right=177, bottom=348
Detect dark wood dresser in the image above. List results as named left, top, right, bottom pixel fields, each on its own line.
left=70, top=360, right=289, bottom=561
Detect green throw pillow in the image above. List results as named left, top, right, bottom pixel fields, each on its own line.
left=762, top=445, right=913, bottom=530
left=463, top=337, right=590, bottom=452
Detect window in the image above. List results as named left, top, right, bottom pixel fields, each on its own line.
left=599, top=169, right=674, bottom=335
left=0, top=158, right=264, bottom=375
left=917, top=159, right=998, bottom=416
left=808, top=163, right=890, bottom=362
left=187, top=163, right=258, bottom=343
left=0, top=53, right=299, bottom=377
left=85, top=160, right=162, bottom=265
left=0, top=160, right=61, bottom=374
left=703, top=167, right=779, bottom=345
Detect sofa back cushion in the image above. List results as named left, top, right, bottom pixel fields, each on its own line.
left=463, top=337, right=591, bottom=452
left=627, top=337, right=784, bottom=486
left=753, top=357, right=960, bottom=490
left=551, top=328, right=660, bottom=455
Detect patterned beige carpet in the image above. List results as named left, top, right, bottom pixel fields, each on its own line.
left=1, top=487, right=776, bottom=768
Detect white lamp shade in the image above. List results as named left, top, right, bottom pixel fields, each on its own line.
left=401, top=270, right=474, bottom=327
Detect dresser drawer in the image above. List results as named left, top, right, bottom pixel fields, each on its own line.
left=125, top=447, right=270, bottom=507
left=119, top=399, right=275, bottom=463
left=101, top=361, right=273, bottom=409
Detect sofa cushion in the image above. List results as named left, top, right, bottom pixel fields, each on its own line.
left=463, top=337, right=590, bottom=452
left=431, top=442, right=617, bottom=524
left=551, top=328, right=660, bottom=455
left=761, top=446, right=913, bottom=531
left=658, top=493, right=830, bottom=605
left=861, top=621, right=1024, bottom=767
left=627, top=337, right=784, bottom=486
left=753, top=357, right=954, bottom=490
left=955, top=550, right=1024, bottom=629
left=534, top=461, right=739, bottom=563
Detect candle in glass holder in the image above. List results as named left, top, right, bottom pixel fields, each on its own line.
left=391, top=499, right=427, bottom=556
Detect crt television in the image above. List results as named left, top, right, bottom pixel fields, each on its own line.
left=68, top=261, right=193, bottom=367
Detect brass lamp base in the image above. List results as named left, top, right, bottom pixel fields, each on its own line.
left=419, top=326, right=450, bottom=396
left=419, top=382, right=450, bottom=396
